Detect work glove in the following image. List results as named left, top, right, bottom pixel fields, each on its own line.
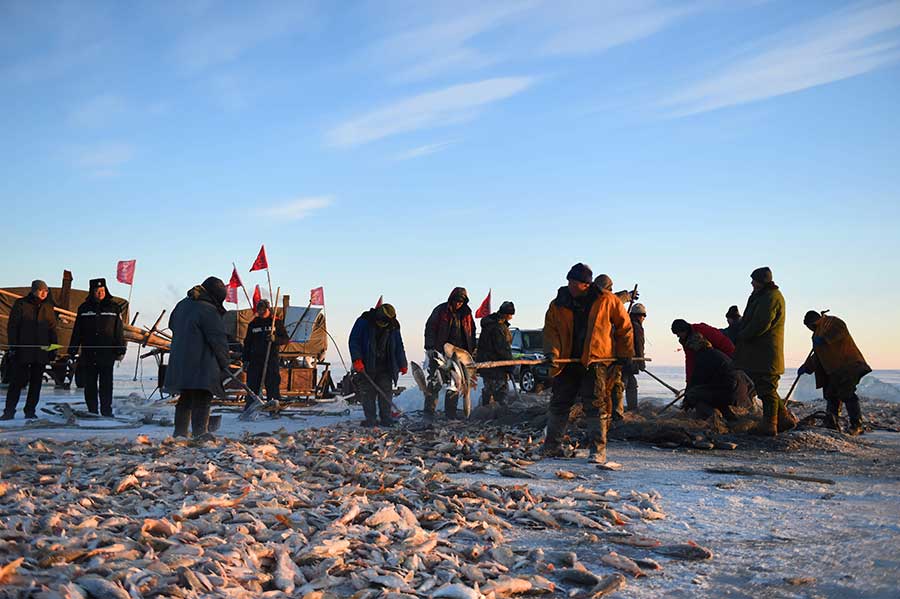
left=630, top=290, right=640, bottom=301
left=797, top=365, right=808, bottom=376
left=399, top=367, right=408, bottom=375
left=812, top=336, right=826, bottom=347
left=353, top=359, right=365, bottom=373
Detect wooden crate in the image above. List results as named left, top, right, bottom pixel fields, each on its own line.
left=281, top=365, right=316, bottom=397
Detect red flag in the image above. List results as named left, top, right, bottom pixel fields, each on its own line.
left=310, top=286, right=325, bottom=306
left=225, top=285, right=238, bottom=304
left=249, top=245, right=268, bottom=271
left=475, top=290, right=491, bottom=319
left=252, top=285, right=261, bottom=308
left=375, top=295, right=383, bottom=308
left=116, top=260, right=136, bottom=285
left=228, top=266, right=242, bottom=288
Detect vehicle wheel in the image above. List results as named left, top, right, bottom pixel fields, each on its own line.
left=520, top=369, right=536, bottom=393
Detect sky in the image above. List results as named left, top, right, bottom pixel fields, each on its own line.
left=1, top=0, right=899, bottom=370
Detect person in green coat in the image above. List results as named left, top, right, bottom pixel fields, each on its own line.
left=733, top=266, right=795, bottom=436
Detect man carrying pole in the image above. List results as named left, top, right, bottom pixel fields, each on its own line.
left=349, top=303, right=408, bottom=427
left=542, top=263, right=634, bottom=463
left=242, top=299, right=289, bottom=410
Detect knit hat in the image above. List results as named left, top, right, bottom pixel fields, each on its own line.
left=256, top=299, right=271, bottom=312
left=631, top=303, right=647, bottom=316
left=803, top=310, right=822, bottom=326
left=31, top=280, right=49, bottom=293
left=751, top=267, right=773, bottom=284
left=671, top=319, right=691, bottom=335
left=726, top=305, right=741, bottom=320
left=201, top=276, right=227, bottom=305
left=594, top=274, right=613, bottom=291
left=89, top=278, right=107, bottom=293
left=377, top=303, right=397, bottom=320
left=499, top=301, right=516, bottom=315
left=566, top=263, right=593, bottom=284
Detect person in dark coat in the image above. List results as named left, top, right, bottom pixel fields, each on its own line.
left=164, top=277, right=230, bottom=439
left=623, top=303, right=646, bottom=412
left=476, top=301, right=515, bottom=407
left=423, top=287, right=476, bottom=421
left=242, top=299, right=289, bottom=409
left=720, top=305, right=742, bottom=345
left=349, top=303, right=408, bottom=426
left=67, top=278, right=126, bottom=417
left=3, top=280, right=58, bottom=420
left=680, top=332, right=748, bottom=420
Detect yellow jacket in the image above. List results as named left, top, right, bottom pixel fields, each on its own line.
left=802, top=315, right=870, bottom=388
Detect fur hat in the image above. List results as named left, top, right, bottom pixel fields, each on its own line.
left=566, top=263, right=593, bottom=284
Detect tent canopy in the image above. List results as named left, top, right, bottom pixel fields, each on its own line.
left=223, top=306, right=327, bottom=360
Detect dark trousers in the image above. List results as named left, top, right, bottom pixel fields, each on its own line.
left=480, top=374, right=508, bottom=407
left=174, top=389, right=212, bottom=437
left=83, top=362, right=114, bottom=416
left=624, top=372, right=638, bottom=410
left=424, top=359, right=459, bottom=418
left=246, top=359, right=281, bottom=406
left=4, top=361, right=45, bottom=417
left=823, top=372, right=864, bottom=425
left=545, top=364, right=610, bottom=451
left=359, top=370, right=394, bottom=424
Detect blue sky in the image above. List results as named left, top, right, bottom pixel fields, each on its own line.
left=2, top=0, right=899, bottom=369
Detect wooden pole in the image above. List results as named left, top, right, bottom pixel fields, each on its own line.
left=257, top=287, right=280, bottom=405
left=626, top=284, right=638, bottom=313
left=642, top=367, right=682, bottom=396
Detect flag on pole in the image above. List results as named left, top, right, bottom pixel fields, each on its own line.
left=475, top=290, right=491, bottom=318
left=375, top=295, right=383, bottom=308
left=228, top=266, right=242, bottom=289
left=226, top=285, right=238, bottom=304
left=250, top=245, right=268, bottom=271
left=116, top=260, right=136, bottom=285
left=252, top=285, right=261, bottom=308
left=310, top=286, right=325, bottom=306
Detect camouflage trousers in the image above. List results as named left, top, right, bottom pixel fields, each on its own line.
left=549, top=364, right=619, bottom=423
left=480, top=374, right=509, bottom=407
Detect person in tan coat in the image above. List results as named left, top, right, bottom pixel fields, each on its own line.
left=542, top=263, right=634, bottom=463
left=799, top=311, right=871, bottom=435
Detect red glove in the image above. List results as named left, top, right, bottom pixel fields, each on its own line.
left=400, top=367, right=408, bottom=375
left=353, top=359, right=365, bottom=372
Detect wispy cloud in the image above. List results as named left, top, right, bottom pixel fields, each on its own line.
left=68, top=93, right=128, bottom=127
left=327, top=77, right=536, bottom=148
left=71, top=141, right=135, bottom=177
left=661, top=1, right=900, bottom=116
left=173, top=3, right=313, bottom=72
left=260, top=197, right=333, bottom=221
left=393, top=140, right=458, bottom=161
left=371, top=2, right=535, bottom=82
left=539, top=0, right=694, bottom=56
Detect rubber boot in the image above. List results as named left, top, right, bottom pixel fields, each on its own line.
left=377, top=396, right=394, bottom=427
left=751, top=410, right=778, bottom=437
left=191, top=394, right=211, bottom=438
left=542, top=413, right=569, bottom=458
left=845, top=396, right=864, bottom=436
left=585, top=417, right=608, bottom=464
left=173, top=398, right=191, bottom=438
left=823, top=399, right=842, bottom=432
left=360, top=396, right=378, bottom=427
left=777, top=403, right=798, bottom=433
left=444, top=392, right=459, bottom=420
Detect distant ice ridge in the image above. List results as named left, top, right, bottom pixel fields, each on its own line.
left=792, top=374, right=900, bottom=403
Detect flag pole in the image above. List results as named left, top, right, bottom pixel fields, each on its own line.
left=266, top=268, right=274, bottom=306
left=233, top=262, right=253, bottom=307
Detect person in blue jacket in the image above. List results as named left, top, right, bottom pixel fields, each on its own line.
left=349, top=303, right=408, bottom=427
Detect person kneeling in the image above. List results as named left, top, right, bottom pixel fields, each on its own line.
left=681, top=333, right=748, bottom=421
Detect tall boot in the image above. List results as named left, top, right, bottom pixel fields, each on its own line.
left=190, top=394, right=211, bottom=438
left=542, top=413, right=569, bottom=458
left=585, top=416, right=607, bottom=464
left=377, top=396, right=394, bottom=426
left=173, top=395, right=191, bottom=438
left=751, top=400, right=778, bottom=437
left=823, top=399, right=842, bottom=432
left=360, top=395, right=377, bottom=427
left=777, top=403, right=798, bottom=433
left=444, top=392, right=459, bottom=420
left=845, top=395, right=864, bottom=436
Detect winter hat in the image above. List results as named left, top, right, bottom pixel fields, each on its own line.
left=499, top=301, right=516, bottom=315
left=803, top=310, right=822, bottom=326
left=751, top=267, right=773, bottom=284
left=201, top=276, right=227, bottom=305
left=377, top=303, right=397, bottom=320
left=256, top=299, right=271, bottom=312
left=31, top=280, right=49, bottom=293
left=631, top=303, right=647, bottom=316
left=671, top=319, right=692, bottom=335
left=566, top=263, right=593, bottom=284
left=89, top=278, right=107, bottom=293
left=594, top=274, right=613, bottom=291
left=726, top=305, right=741, bottom=320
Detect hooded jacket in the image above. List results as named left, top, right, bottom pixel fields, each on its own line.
left=733, top=283, right=785, bottom=375
left=68, top=290, right=126, bottom=366
left=424, top=287, right=476, bottom=352
left=802, top=315, right=871, bottom=388
left=476, top=313, right=513, bottom=376
left=543, top=286, right=634, bottom=377
left=349, top=308, right=408, bottom=383
left=164, top=283, right=231, bottom=398
left=6, top=292, right=58, bottom=364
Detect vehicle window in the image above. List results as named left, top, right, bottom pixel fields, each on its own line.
left=511, top=330, right=522, bottom=349
left=521, top=331, right=543, bottom=351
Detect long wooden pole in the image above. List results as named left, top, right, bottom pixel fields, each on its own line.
left=257, top=287, right=281, bottom=404
left=642, top=367, right=682, bottom=396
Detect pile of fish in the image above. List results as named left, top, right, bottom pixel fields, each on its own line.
left=0, top=422, right=713, bottom=598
